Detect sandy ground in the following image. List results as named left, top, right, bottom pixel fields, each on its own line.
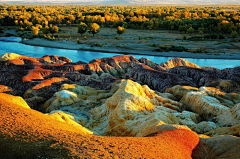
left=2, top=26, right=240, bottom=59
left=21, top=37, right=240, bottom=60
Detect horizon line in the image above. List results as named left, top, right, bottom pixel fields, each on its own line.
left=1, top=3, right=240, bottom=5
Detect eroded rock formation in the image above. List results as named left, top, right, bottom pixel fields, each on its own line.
left=41, top=79, right=239, bottom=138
left=0, top=53, right=239, bottom=158
left=1, top=53, right=239, bottom=99
left=0, top=92, right=200, bottom=159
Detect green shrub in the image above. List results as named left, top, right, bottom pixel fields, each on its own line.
left=188, top=36, right=204, bottom=41
left=218, top=33, right=225, bottom=39
left=193, top=48, right=207, bottom=53
left=43, top=34, right=55, bottom=41
left=39, top=34, right=45, bottom=38
left=187, top=27, right=195, bottom=34
left=77, top=38, right=81, bottom=44
left=159, top=46, right=169, bottom=51
left=17, top=32, right=24, bottom=37
left=115, top=37, right=122, bottom=40
left=153, top=45, right=186, bottom=52
left=193, top=48, right=203, bottom=53
left=153, top=48, right=164, bottom=52
left=204, top=33, right=218, bottom=39
left=82, top=36, right=87, bottom=40
left=211, top=33, right=218, bottom=39
left=151, top=44, right=158, bottom=47
left=170, top=45, right=187, bottom=52
left=90, top=42, right=104, bottom=47
left=231, top=31, right=238, bottom=39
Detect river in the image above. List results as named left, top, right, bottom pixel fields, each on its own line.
left=0, top=37, right=239, bottom=69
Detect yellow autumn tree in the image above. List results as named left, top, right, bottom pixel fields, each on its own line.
left=32, top=26, right=39, bottom=36
left=78, top=22, right=88, bottom=35
left=117, top=26, right=125, bottom=36
left=88, top=23, right=100, bottom=36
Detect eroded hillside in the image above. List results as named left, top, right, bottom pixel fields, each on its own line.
left=0, top=53, right=239, bottom=158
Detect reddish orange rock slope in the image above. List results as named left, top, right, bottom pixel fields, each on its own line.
left=0, top=93, right=199, bottom=158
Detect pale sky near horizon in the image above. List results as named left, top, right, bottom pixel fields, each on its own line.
left=0, top=0, right=240, bottom=4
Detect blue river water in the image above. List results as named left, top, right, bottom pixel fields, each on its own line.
left=0, top=37, right=239, bottom=69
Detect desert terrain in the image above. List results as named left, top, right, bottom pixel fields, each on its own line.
left=0, top=53, right=239, bottom=158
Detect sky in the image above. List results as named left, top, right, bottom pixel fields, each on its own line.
left=0, top=0, right=240, bottom=4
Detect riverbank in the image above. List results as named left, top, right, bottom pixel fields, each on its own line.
left=21, top=38, right=240, bottom=60
left=1, top=26, right=240, bottom=60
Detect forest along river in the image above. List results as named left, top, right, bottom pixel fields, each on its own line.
left=0, top=37, right=240, bottom=69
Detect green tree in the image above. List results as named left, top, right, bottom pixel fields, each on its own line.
left=183, top=35, right=187, bottom=40
left=178, top=25, right=188, bottom=33
left=147, top=20, right=154, bottom=32
left=187, top=27, right=195, bottom=34
left=42, top=27, right=49, bottom=35
left=78, top=22, right=88, bottom=35
left=49, top=25, right=58, bottom=36
left=88, top=23, right=100, bottom=36
left=117, top=26, right=125, bottom=36
left=231, top=31, right=238, bottom=39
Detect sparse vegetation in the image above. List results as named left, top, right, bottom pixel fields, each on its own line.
left=231, top=31, right=238, bottom=39
left=192, top=48, right=208, bottom=53
left=188, top=33, right=225, bottom=41
left=154, top=45, right=187, bottom=52
left=90, top=42, right=104, bottom=47
left=76, top=38, right=81, bottom=44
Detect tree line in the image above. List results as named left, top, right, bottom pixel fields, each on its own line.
left=0, top=4, right=240, bottom=35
